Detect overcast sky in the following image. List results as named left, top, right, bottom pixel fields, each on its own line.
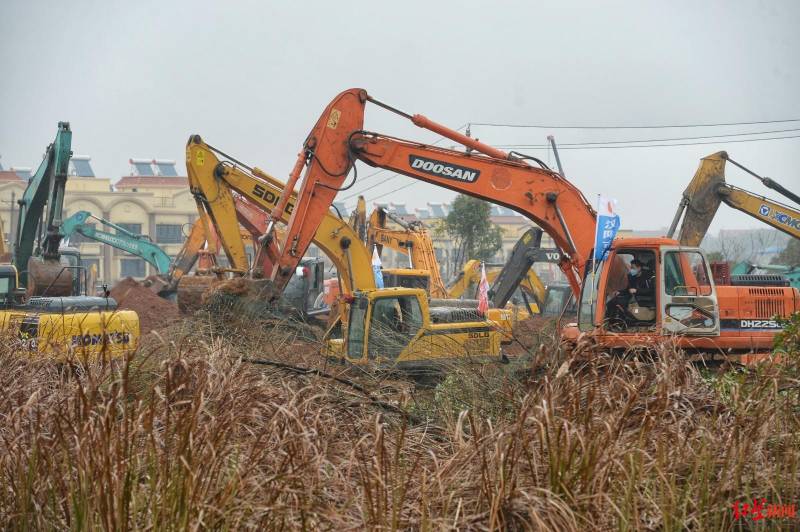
left=1, top=0, right=798, bottom=235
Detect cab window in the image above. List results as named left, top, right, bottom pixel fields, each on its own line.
left=578, top=260, right=603, bottom=331
left=664, top=251, right=712, bottom=296
left=368, top=295, right=423, bottom=360
left=346, top=297, right=368, bottom=359
left=602, top=250, right=657, bottom=331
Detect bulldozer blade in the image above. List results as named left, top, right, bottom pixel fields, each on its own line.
left=27, top=257, right=73, bottom=297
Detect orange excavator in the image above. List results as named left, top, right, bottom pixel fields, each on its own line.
left=256, top=88, right=798, bottom=362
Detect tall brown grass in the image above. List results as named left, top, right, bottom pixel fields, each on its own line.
left=1, top=313, right=798, bottom=530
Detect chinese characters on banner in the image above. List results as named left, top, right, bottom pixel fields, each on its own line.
left=594, top=195, right=620, bottom=261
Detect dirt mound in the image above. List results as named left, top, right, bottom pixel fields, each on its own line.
left=110, top=277, right=180, bottom=334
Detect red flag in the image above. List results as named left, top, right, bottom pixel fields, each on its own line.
left=477, top=262, right=489, bottom=315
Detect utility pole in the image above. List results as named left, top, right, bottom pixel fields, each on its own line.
left=547, top=135, right=566, bottom=177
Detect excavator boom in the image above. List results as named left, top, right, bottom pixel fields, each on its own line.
left=366, top=206, right=448, bottom=297
left=488, top=227, right=562, bottom=309
left=186, top=137, right=375, bottom=297
left=61, top=211, right=172, bottom=274
left=265, top=90, right=596, bottom=297
left=13, top=122, right=74, bottom=295
left=670, top=151, right=800, bottom=246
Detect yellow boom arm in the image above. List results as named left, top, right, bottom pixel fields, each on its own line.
left=186, top=136, right=375, bottom=296
left=670, top=151, right=800, bottom=246
left=366, top=207, right=448, bottom=297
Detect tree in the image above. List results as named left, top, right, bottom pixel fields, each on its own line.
left=442, top=195, right=503, bottom=268
left=773, top=238, right=800, bottom=265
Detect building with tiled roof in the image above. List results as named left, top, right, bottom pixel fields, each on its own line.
left=0, top=157, right=197, bottom=284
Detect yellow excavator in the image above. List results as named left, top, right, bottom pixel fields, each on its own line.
left=668, top=151, right=800, bottom=245
left=364, top=202, right=449, bottom=298
left=0, top=123, right=139, bottom=359
left=667, top=151, right=799, bottom=291
left=185, top=136, right=513, bottom=367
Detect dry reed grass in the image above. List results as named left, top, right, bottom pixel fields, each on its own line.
left=1, top=312, right=798, bottom=530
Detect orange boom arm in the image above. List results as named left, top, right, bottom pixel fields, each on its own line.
left=267, top=89, right=597, bottom=295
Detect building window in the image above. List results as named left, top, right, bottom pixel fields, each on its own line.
left=116, top=223, right=143, bottom=236
left=120, top=258, right=146, bottom=278
left=69, top=223, right=96, bottom=244
left=156, top=224, right=183, bottom=243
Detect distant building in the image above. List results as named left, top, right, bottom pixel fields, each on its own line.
left=0, top=157, right=196, bottom=285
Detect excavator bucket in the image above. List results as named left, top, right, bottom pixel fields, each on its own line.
left=26, top=257, right=74, bottom=297
left=677, top=152, right=727, bottom=247
left=176, top=275, right=218, bottom=314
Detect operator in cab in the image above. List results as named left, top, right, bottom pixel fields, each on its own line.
left=606, top=258, right=655, bottom=329
left=626, top=259, right=652, bottom=297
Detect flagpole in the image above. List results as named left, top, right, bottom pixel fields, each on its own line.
left=590, top=194, right=600, bottom=306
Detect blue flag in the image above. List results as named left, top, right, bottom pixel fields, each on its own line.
left=594, top=195, right=620, bottom=261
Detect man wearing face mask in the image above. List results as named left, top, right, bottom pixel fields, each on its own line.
left=626, top=259, right=650, bottom=296
left=606, top=258, right=654, bottom=328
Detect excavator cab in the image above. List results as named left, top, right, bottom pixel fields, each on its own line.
left=0, top=265, right=26, bottom=306
left=329, top=287, right=504, bottom=371
left=381, top=268, right=430, bottom=292
left=576, top=240, right=720, bottom=337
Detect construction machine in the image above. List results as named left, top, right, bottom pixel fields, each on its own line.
left=259, top=88, right=797, bottom=363
left=61, top=211, right=172, bottom=277
left=668, top=151, right=799, bottom=245
left=185, top=138, right=514, bottom=366
left=365, top=204, right=449, bottom=297
left=1, top=124, right=139, bottom=358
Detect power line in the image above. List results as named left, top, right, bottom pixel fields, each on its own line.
left=494, top=127, right=800, bottom=148
left=353, top=132, right=800, bottom=207
left=347, top=123, right=800, bottom=207
left=494, top=134, right=800, bottom=150
left=365, top=180, right=417, bottom=203
left=469, top=118, right=800, bottom=130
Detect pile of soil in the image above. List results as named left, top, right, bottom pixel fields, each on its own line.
left=110, top=277, right=180, bottom=334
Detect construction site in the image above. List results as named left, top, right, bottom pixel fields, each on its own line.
left=1, top=2, right=799, bottom=530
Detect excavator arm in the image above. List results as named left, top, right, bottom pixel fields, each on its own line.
left=186, top=137, right=375, bottom=296
left=13, top=122, right=74, bottom=295
left=366, top=206, right=448, bottom=297
left=167, top=215, right=215, bottom=283
left=61, top=211, right=172, bottom=274
left=265, top=89, right=596, bottom=298
left=488, top=227, right=563, bottom=308
left=669, top=151, right=800, bottom=246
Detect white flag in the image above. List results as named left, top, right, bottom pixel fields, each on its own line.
left=372, top=247, right=384, bottom=288
left=477, top=262, right=489, bottom=315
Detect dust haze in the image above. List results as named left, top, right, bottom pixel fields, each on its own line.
left=1, top=0, right=798, bottom=233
